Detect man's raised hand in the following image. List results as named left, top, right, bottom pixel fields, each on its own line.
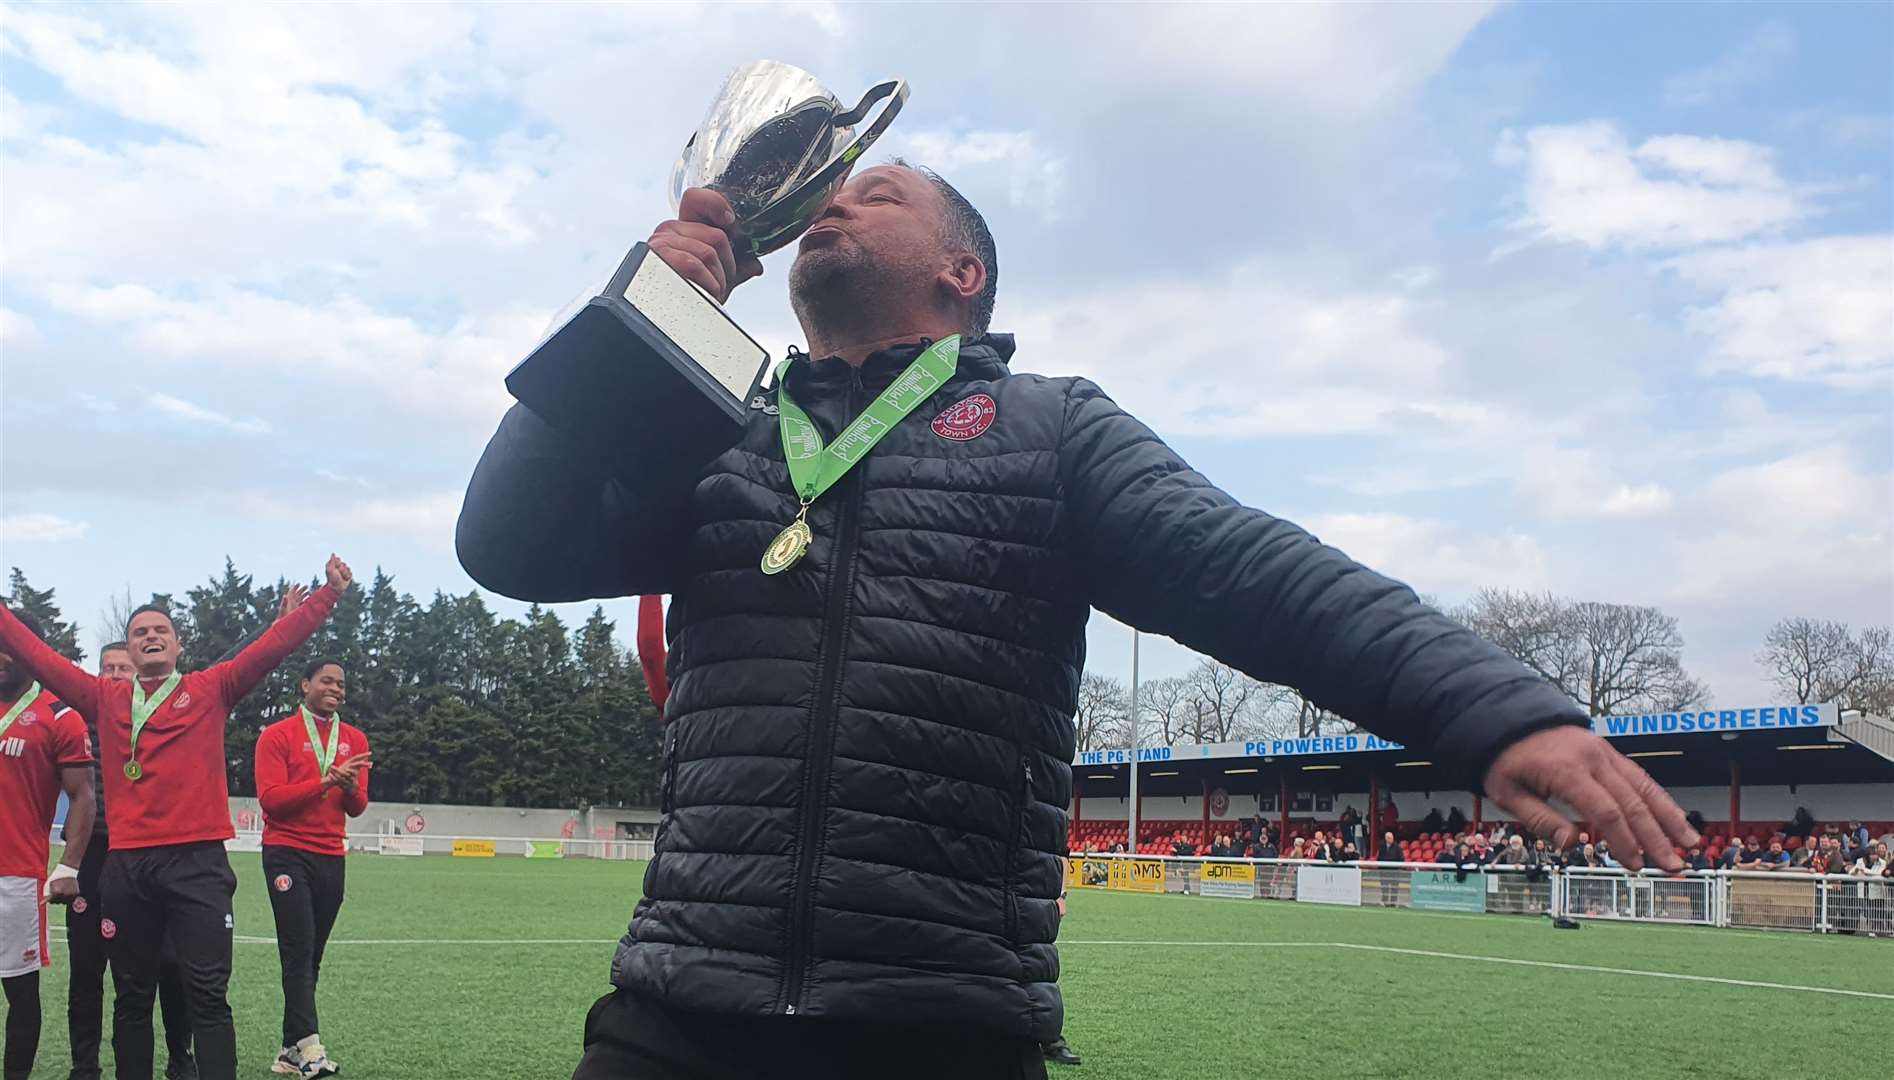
left=649, top=188, right=764, bottom=304
left=325, top=555, right=353, bottom=592
left=1483, top=726, right=1699, bottom=873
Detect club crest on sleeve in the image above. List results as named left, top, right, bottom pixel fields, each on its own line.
left=100, top=918, right=116, bottom=939
left=339, top=742, right=351, bottom=756
left=273, top=874, right=293, bottom=893
left=16, top=710, right=36, bottom=727
left=931, top=393, right=997, bottom=441
left=173, top=691, right=192, bottom=710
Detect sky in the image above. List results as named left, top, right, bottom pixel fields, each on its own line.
left=1, top=1, right=1889, bottom=708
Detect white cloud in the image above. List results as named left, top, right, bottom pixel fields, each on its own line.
left=1662, top=25, right=1794, bottom=107
left=1597, top=483, right=1676, bottom=517
left=235, top=490, right=462, bottom=552
left=51, top=285, right=537, bottom=424
left=1495, top=122, right=1805, bottom=252
left=1011, top=262, right=1482, bottom=438
left=1666, top=234, right=1894, bottom=385
left=0, top=512, right=89, bottom=543
left=888, top=129, right=1066, bottom=218
left=0, top=306, right=38, bottom=347
left=145, top=392, right=271, bottom=435
left=1301, top=512, right=1549, bottom=595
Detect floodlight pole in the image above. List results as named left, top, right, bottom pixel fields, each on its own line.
left=1128, top=630, right=1141, bottom=856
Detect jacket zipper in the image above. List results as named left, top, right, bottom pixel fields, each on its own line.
left=1003, top=756, right=1033, bottom=943
left=781, top=366, right=867, bottom=1016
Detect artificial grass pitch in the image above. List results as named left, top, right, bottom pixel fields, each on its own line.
left=21, top=854, right=1891, bottom=1079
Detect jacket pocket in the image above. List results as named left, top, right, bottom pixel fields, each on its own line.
left=1002, top=754, right=1033, bottom=944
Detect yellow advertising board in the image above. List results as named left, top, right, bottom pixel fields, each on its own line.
left=1106, top=858, right=1164, bottom=894
left=452, top=839, right=497, bottom=858
left=1200, top=860, right=1256, bottom=897
left=1201, top=861, right=1256, bottom=883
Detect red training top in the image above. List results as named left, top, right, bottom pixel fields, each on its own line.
left=0, top=586, right=338, bottom=850
left=255, top=711, right=369, bottom=855
left=0, top=687, right=91, bottom=878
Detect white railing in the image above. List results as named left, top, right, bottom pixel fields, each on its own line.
left=212, top=831, right=654, bottom=860
left=1065, top=853, right=1891, bottom=935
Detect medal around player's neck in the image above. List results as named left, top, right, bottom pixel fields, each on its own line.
left=762, top=336, right=960, bottom=575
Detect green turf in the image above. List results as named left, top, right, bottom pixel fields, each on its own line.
left=20, top=854, right=1892, bottom=1078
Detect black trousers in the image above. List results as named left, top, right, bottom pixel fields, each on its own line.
left=67, top=840, right=192, bottom=1072
left=260, top=846, right=345, bottom=1046
left=572, top=990, right=1048, bottom=1080
left=101, top=842, right=237, bottom=1080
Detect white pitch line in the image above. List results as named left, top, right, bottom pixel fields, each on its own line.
left=71, top=932, right=613, bottom=946
left=1058, top=939, right=1894, bottom=1002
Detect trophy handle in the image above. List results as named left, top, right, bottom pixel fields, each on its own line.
left=740, top=79, right=909, bottom=255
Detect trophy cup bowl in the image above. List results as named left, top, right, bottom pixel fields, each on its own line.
left=504, top=62, right=907, bottom=483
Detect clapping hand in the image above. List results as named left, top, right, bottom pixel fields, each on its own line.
left=278, top=583, right=310, bottom=620
left=324, top=752, right=373, bottom=794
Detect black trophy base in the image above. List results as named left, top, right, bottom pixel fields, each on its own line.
left=505, top=243, right=770, bottom=481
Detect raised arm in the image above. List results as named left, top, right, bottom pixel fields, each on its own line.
left=211, top=558, right=345, bottom=705
left=455, top=403, right=689, bottom=602
left=1059, top=379, right=1695, bottom=870
left=0, top=603, right=101, bottom=717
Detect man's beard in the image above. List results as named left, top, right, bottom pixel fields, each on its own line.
left=788, top=243, right=876, bottom=327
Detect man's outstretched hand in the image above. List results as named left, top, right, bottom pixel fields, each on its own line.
left=1484, top=726, right=1699, bottom=872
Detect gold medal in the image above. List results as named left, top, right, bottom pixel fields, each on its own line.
left=761, top=505, right=813, bottom=575
left=124, top=760, right=143, bottom=782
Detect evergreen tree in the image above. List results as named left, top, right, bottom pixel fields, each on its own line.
left=5, top=567, right=85, bottom=662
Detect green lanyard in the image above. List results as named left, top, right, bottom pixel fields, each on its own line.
left=761, top=335, right=961, bottom=575
left=300, top=706, right=342, bottom=775
left=125, top=672, right=181, bottom=781
left=0, top=682, right=42, bottom=740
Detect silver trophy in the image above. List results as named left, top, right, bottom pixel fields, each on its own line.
left=505, top=62, right=907, bottom=479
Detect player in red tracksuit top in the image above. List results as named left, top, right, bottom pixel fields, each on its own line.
left=254, top=658, right=371, bottom=1079
left=0, top=611, right=96, bottom=1080
left=0, top=555, right=352, bottom=1080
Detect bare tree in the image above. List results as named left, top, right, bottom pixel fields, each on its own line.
left=99, top=584, right=141, bottom=652
left=1073, top=672, right=1129, bottom=751
left=1457, top=589, right=1709, bottom=716
left=1760, top=618, right=1894, bottom=715
left=1138, top=675, right=1193, bottom=746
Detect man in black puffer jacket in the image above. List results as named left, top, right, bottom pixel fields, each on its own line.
left=458, top=164, right=1698, bottom=1080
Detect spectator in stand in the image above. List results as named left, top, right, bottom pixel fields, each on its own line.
left=1563, top=831, right=1591, bottom=866
left=1597, top=840, right=1621, bottom=868
left=1170, top=833, right=1194, bottom=858
left=1574, top=843, right=1598, bottom=868
left=1756, top=838, right=1791, bottom=870
left=1735, top=837, right=1764, bottom=868
left=1212, top=834, right=1234, bottom=858
left=1434, top=842, right=1460, bottom=866
left=1254, top=835, right=1278, bottom=860
left=1531, top=837, right=1554, bottom=869
left=1288, top=837, right=1307, bottom=861
left=1684, top=845, right=1711, bottom=872
left=1850, top=842, right=1890, bottom=938
left=1469, top=835, right=1492, bottom=865
left=1847, top=821, right=1870, bottom=852
left=1308, top=831, right=1333, bottom=862
left=1379, top=832, right=1402, bottom=863
left=1717, top=841, right=1742, bottom=870
left=1339, top=841, right=1359, bottom=863
left=1790, top=839, right=1814, bottom=870
left=1493, top=834, right=1529, bottom=867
